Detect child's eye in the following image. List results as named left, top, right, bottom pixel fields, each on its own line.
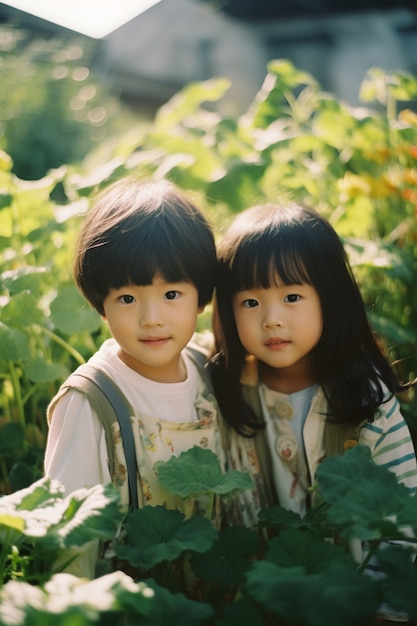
left=119, top=295, right=135, bottom=304
left=242, top=299, right=259, bottom=308
left=165, top=290, right=180, bottom=300
left=284, top=294, right=301, bottom=303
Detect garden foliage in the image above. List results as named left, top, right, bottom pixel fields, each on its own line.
left=0, top=59, right=416, bottom=622
left=0, top=60, right=416, bottom=494
left=0, top=445, right=415, bottom=625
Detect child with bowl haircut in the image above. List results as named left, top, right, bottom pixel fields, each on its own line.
left=45, top=178, right=224, bottom=577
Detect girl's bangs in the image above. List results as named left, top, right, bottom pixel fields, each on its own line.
left=231, top=238, right=312, bottom=291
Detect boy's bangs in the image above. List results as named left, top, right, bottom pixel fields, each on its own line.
left=232, top=238, right=312, bottom=291
left=110, top=233, right=192, bottom=288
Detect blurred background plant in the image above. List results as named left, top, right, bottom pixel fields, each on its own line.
left=0, top=21, right=416, bottom=493
left=0, top=24, right=140, bottom=180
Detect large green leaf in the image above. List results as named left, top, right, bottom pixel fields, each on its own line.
left=0, top=322, right=30, bottom=362
left=265, top=528, right=354, bottom=573
left=25, top=357, right=68, bottom=383
left=156, top=446, right=253, bottom=498
left=316, top=445, right=417, bottom=542
left=139, top=579, right=214, bottom=626
left=0, top=478, right=122, bottom=549
left=191, top=525, right=261, bottom=585
left=116, top=505, right=217, bottom=569
left=48, top=483, right=123, bottom=548
left=0, top=266, right=48, bottom=297
left=49, top=286, right=102, bottom=335
left=0, top=571, right=155, bottom=625
left=245, top=560, right=380, bottom=626
left=1, top=291, right=44, bottom=328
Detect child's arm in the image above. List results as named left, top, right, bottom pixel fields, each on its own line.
left=44, top=391, right=112, bottom=579
left=359, top=394, right=417, bottom=493
left=45, top=390, right=111, bottom=494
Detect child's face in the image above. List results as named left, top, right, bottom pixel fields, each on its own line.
left=232, top=277, right=322, bottom=387
left=102, top=275, right=202, bottom=383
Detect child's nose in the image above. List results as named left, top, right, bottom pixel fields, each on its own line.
left=263, top=306, right=284, bottom=328
left=140, top=302, right=164, bottom=327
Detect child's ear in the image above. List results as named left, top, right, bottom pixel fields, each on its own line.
left=198, top=305, right=205, bottom=314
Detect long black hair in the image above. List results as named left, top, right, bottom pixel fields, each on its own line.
left=211, top=202, right=408, bottom=435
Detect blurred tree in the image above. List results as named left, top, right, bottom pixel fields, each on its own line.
left=0, top=25, right=133, bottom=180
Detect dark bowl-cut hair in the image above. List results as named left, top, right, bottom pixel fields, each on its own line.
left=74, top=178, right=217, bottom=315
left=211, top=202, right=406, bottom=434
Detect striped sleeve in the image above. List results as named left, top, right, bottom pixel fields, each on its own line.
left=359, top=395, right=417, bottom=494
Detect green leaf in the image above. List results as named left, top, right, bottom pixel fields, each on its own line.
left=1, top=291, right=44, bottom=328
left=156, top=446, right=253, bottom=498
left=376, top=546, right=417, bottom=621
left=116, top=505, right=217, bottom=569
left=0, top=571, right=155, bottom=624
left=5, top=476, right=64, bottom=511
left=316, top=445, right=415, bottom=541
left=245, top=560, right=380, bottom=626
left=49, top=286, right=102, bottom=335
left=0, top=266, right=48, bottom=297
left=0, top=422, right=26, bottom=459
left=257, top=505, right=310, bottom=530
left=0, top=322, right=30, bottom=362
left=25, top=357, right=68, bottom=383
left=50, top=483, right=123, bottom=548
left=154, top=78, right=230, bottom=130
left=9, top=462, right=41, bottom=492
left=0, top=514, right=25, bottom=533
left=0, top=479, right=122, bottom=550
left=191, top=525, right=261, bottom=585
left=141, top=579, right=214, bottom=626
left=265, top=529, right=354, bottom=573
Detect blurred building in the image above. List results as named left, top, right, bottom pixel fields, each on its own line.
left=1, top=0, right=416, bottom=115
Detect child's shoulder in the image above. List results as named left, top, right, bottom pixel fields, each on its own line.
left=186, top=331, right=214, bottom=362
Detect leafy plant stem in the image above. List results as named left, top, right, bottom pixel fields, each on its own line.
left=37, top=326, right=85, bottom=365
left=0, top=527, right=14, bottom=587
left=0, top=458, right=9, bottom=490
left=205, top=491, right=215, bottom=522
left=8, top=362, right=25, bottom=428
left=357, top=540, right=382, bottom=573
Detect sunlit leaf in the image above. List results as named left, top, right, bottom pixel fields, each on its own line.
left=25, top=357, right=68, bottom=383
left=50, top=286, right=101, bottom=334
left=1, top=291, right=44, bottom=328
left=157, top=446, right=253, bottom=498
left=0, top=322, right=30, bottom=362
left=0, top=266, right=48, bottom=297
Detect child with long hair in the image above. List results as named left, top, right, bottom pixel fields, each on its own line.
left=211, top=201, right=417, bottom=621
